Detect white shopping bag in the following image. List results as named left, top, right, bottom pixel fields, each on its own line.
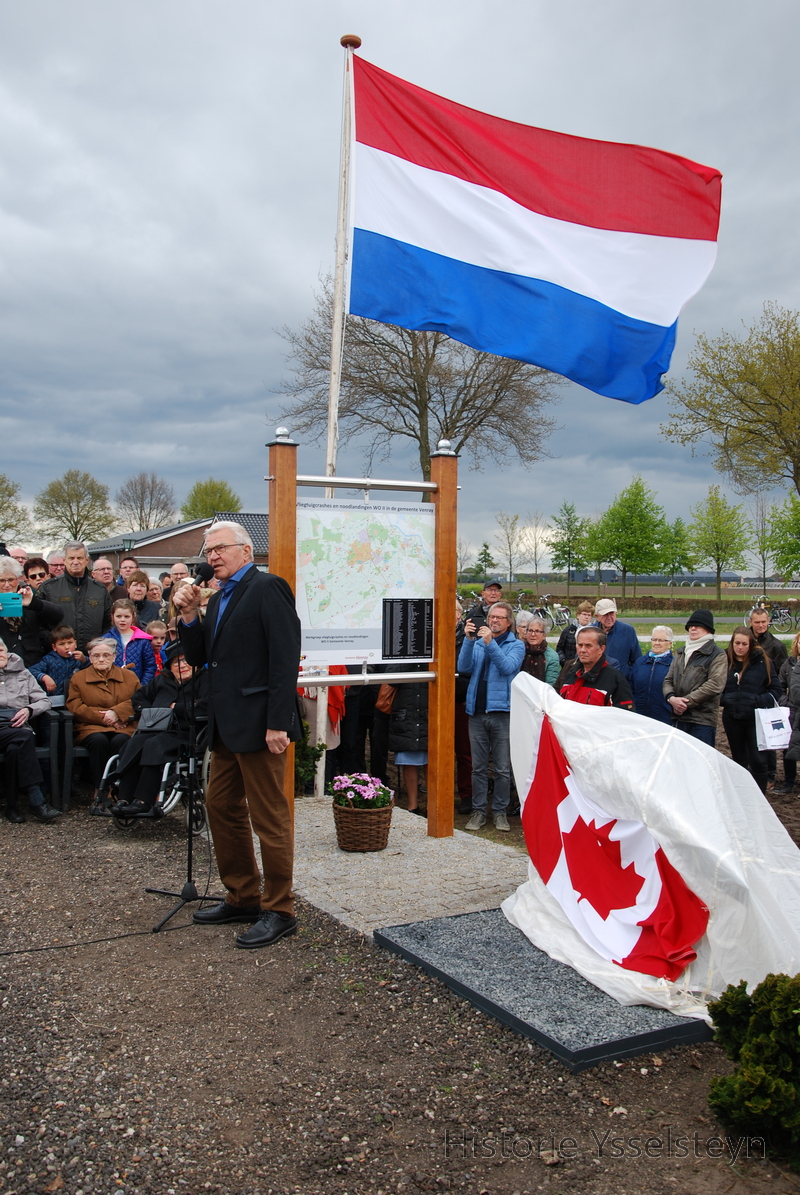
left=755, top=704, right=792, bottom=750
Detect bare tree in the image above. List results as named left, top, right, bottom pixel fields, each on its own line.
left=749, top=494, right=775, bottom=590
left=281, top=279, right=560, bottom=482
left=116, top=472, right=177, bottom=531
left=493, top=512, right=532, bottom=584
left=456, top=537, right=474, bottom=576
left=523, top=510, right=551, bottom=584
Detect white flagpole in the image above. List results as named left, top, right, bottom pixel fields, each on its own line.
left=325, top=33, right=360, bottom=499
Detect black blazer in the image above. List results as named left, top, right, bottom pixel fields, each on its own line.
left=179, top=566, right=302, bottom=754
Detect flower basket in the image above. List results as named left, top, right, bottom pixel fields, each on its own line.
left=329, top=773, right=395, bottom=853
left=332, top=799, right=394, bottom=852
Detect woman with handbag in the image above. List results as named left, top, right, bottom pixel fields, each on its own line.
left=108, top=641, right=208, bottom=816
left=720, top=626, right=783, bottom=792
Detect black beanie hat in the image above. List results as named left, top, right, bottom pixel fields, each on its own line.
left=685, top=609, right=715, bottom=634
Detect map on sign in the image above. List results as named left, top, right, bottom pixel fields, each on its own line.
left=296, top=498, right=435, bottom=664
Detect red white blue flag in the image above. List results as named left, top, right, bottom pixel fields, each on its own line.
left=521, top=716, right=709, bottom=980
left=349, top=57, right=722, bottom=404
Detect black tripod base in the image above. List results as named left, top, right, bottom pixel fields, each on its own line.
left=146, top=883, right=225, bottom=933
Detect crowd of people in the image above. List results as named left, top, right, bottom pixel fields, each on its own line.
left=0, top=542, right=216, bottom=823
left=1, top=546, right=796, bottom=830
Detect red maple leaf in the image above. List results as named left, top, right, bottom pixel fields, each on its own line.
left=561, top=817, right=644, bottom=919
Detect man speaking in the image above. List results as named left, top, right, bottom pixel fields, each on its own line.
left=173, top=521, right=302, bottom=949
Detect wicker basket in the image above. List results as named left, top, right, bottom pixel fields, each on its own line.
left=332, top=799, right=394, bottom=852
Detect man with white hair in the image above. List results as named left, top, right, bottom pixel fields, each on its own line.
left=173, top=520, right=302, bottom=950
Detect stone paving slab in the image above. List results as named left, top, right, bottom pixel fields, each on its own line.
left=292, top=796, right=529, bottom=937
left=374, top=910, right=711, bottom=1072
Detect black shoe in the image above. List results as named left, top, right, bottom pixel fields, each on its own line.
left=235, top=910, right=297, bottom=949
left=192, top=900, right=262, bottom=925
left=507, top=803, right=521, bottom=818
left=5, top=808, right=25, bottom=824
left=409, top=806, right=427, bottom=818
left=457, top=799, right=473, bottom=815
left=30, top=803, right=60, bottom=823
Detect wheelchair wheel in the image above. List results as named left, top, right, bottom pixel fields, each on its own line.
left=185, top=798, right=207, bottom=836
left=112, top=811, right=140, bottom=831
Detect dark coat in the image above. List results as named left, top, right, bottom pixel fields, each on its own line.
left=753, top=628, right=789, bottom=671
left=388, top=666, right=429, bottom=754
left=663, top=639, right=728, bottom=727
left=39, top=571, right=112, bottom=652
left=783, top=662, right=800, bottom=761
left=179, top=565, right=302, bottom=754
left=720, top=650, right=783, bottom=721
left=0, top=592, right=63, bottom=666
left=115, top=669, right=209, bottom=772
left=133, top=597, right=161, bottom=630
left=556, top=621, right=578, bottom=666
left=600, top=619, right=642, bottom=680
left=630, top=652, right=673, bottom=723
left=558, top=653, right=633, bottom=708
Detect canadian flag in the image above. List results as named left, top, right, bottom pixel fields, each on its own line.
left=522, top=716, right=709, bottom=980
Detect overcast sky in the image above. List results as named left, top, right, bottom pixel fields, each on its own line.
left=2, top=1, right=798, bottom=558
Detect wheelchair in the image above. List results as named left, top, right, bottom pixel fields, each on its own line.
left=97, top=744, right=211, bottom=834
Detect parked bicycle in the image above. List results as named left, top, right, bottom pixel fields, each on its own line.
left=531, top=594, right=572, bottom=632
left=744, top=595, right=794, bottom=633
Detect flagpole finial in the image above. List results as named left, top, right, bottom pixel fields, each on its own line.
left=340, top=34, right=361, bottom=49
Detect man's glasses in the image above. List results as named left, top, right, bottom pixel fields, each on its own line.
left=202, top=543, right=245, bottom=559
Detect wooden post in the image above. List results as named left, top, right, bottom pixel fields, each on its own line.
left=427, top=442, right=458, bottom=837
left=267, top=428, right=298, bottom=812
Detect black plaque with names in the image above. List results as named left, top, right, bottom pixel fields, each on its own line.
left=382, top=598, right=433, bottom=660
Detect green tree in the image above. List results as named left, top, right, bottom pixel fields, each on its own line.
left=660, top=517, right=696, bottom=584
left=549, top=502, right=589, bottom=595
left=116, top=472, right=177, bottom=531
left=180, top=478, right=242, bottom=521
left=593, top=477, right=667, bottom=599
left=768, top=496, right=800, bottom=580
left=33, top=470, right=115, bottom=543
left=688, top=485, right=751, bottom=601
left=280, top=279, right=560, bottom=483
left=473, top=541, right=496, bottom=579
left=583, top=519, right=606, bottom=588
left=0, top=474, right=32, bottom=542
left=661, top=303, right=800, bottom=496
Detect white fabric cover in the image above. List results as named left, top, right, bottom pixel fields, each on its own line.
left=502, top=673, right=800, bottom=1019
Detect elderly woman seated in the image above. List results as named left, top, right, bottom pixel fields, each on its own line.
left=0, top=640, right=60, bottom=822
left=106, top=641, right=208, bottom=816
left=0, top=555, right=63, bottom=667
left=66, top=637, right=139, bottom=804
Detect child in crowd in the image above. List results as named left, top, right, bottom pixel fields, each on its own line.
left=30, top=626, right=86, bottom=697
left=102, top=599, right=156, bottom=684
left=146, top=620, right=168, bottom=674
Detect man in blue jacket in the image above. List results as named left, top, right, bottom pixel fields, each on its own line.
left=458, top=601, right=525, bottom=832
left=594, top=598, right=641, bottom=681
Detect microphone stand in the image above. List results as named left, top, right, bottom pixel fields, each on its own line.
left=146, top=636, right=223, bottom=931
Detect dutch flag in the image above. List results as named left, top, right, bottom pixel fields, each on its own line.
left=348, top=56, right=722, bottom=405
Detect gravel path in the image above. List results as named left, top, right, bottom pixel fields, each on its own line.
left=1, top=800, right=797, bottom=1194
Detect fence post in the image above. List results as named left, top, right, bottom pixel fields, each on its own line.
left=267, top=428, right=298, bottom=812
left=427, top=442, right=458, bottom=837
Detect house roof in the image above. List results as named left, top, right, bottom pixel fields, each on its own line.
left=212, top=512, right=269, bottom=555
left=88, top=512, right=269, bottom=557
left=87, top=518, right=213, bottom=554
